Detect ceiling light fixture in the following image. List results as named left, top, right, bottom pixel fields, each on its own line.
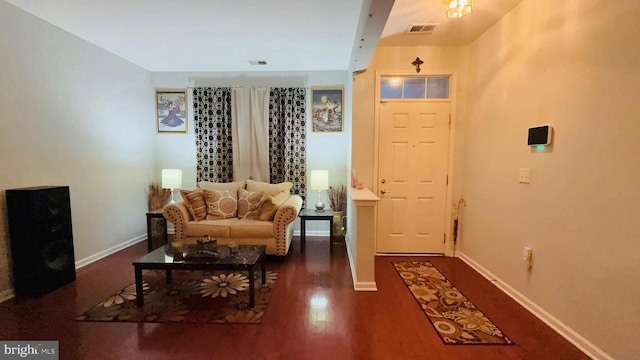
left=446, top=0, right=473, bottom=18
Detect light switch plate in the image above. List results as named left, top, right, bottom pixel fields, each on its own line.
left=519, top=168, right=530, bottom=183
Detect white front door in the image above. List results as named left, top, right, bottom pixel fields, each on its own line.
left=376, top=101, right=450, bottom=253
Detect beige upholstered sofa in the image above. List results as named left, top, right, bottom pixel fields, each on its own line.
left=163, top=179, right=302, bottom=256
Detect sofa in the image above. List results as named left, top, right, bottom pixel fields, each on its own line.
left=163, top=179, right=302, bottom=256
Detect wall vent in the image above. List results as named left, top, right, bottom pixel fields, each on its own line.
left=248, top=60, right=268, bottom=65
left=407, top=24, right=438, bottom=34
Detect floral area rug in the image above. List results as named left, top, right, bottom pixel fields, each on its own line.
left=76, top=269, right=277, bottom=324
left=393, top=261, right=514, bottom=345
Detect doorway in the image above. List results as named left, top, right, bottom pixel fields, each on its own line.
left=376, top=100, right=451, bottom=253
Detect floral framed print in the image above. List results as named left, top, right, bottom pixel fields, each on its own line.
left=311, top=87, right=343, bottom=133
left=156, top=89, right=187, bottom=133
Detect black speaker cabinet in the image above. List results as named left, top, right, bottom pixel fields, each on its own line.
left=6, top=186, right=76, bottom=296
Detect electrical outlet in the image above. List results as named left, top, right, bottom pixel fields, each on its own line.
left=519, top=168, right=530, bottom=184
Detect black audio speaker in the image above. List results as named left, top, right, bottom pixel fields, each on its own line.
left=6, top=186, right=76, bottom=297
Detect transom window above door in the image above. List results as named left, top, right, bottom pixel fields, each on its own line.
left=380, top=76, right=450, bottom=100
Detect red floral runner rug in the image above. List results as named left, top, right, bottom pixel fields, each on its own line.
left=393, top=261, right=514, bottom=345
left=76, top=270, right=277, bottom=324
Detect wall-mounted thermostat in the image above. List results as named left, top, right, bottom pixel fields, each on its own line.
left=528, top=125, right=553, bottom=146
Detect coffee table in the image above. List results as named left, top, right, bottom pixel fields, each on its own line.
left=132, top=244, right=266, bottom=307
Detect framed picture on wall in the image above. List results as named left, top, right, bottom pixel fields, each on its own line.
left=311, top=87, right=343, bottom=133
left=156, top=89, right=188, bottom=133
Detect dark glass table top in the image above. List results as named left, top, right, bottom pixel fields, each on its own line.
left=134, top=244, right=266, bottom=266
left=299, top=208, right=334, bottom=218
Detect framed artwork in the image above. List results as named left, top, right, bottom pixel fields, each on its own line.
left=311, top=87, right=343, bottom=133
left=156, top=89, right=188, bottom=133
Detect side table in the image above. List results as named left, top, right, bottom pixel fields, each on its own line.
left=146, top=209, right=168, bottom=252
left=298, top=208, right=334, bottom=253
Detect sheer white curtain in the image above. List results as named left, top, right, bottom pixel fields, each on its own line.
left=231, top=87, right=270, bottom=181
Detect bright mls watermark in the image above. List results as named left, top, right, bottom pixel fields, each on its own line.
left=0, top=341, right=58, bottom=359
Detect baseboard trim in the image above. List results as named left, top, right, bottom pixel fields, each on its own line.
left=354, top=281, right=378, bottom=291
left=344, top=233, right=378, bottom=291
left=1, top=234, right=148, bottom=303
left=344, top=233, right=358, bottom=289
left=75, top=234, right=146, bottom=269
left=456, top=251, right=613, bottom=360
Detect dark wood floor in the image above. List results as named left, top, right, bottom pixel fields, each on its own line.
left=0, top=237, right=589, bottom=360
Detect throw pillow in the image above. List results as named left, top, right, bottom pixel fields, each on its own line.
left=270, top=190, right=290, bottom=206
left=198, top=180, right=246, bottom=193
left=246, top=179, right=293, bottom=197
left=256, top=190, right=290, bottom=221
left=256, top=198, right=278, bottom=221
left=203, top=189, right=238, bottom=219
left=237, top=189, right=264, bottom=219
left=180, top=189, right=207, bottom=221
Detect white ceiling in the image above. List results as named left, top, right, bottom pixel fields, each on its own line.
left=6, top=0, right=521, bottom=72
left=380, top=0, right=522, bottom=46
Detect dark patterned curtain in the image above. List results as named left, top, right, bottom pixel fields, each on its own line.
left=193, top=86, right=307, bottom=204
left=192, top=87, right=233, bottom=183
left=269, top=88, right=307, bottom=204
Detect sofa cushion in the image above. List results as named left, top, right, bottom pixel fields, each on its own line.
left=180, top=189, right=207, bottom=221
left=184, top=218, right=239, bottom=238
left=229, top=219, right=274, bottom=238
left=246, top=179, right=293, bottom=197
left=198, top=180, right=246, bottom=193
left=203, top=189, right=237, bottom=219
left=237, top=189, right=264, bottom=219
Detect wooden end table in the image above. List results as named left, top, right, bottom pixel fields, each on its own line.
left=146, top=209, right=168, bottom=252
left=298, top=208, right=334, bottom=253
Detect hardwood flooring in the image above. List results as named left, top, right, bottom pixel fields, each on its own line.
left=0, top=237, right=589, bottom=359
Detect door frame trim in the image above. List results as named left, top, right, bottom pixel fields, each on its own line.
left=373, top=70, right=459, bottom=256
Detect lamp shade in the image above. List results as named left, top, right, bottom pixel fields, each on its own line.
left=161, top=169, right=182, bottom=189
left=310, top=170, right=329, bottom=190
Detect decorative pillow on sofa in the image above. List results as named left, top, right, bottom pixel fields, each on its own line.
left=270, top=190, right=291, bottom=206
left=203, top=189, right=238, bottom=219
left=237, top=189, right=264, bottom=219
left=198, top=180, right=246, bottom=193
left=180, top=189, right=207, bottom=221
left=246, top=179, right=293, bottom=197
left=256, top=190, right=290, bottom=221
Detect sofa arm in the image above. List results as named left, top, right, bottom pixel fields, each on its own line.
left=273, top=194, right=303, bottom=255
left=163, top=201, right=192, bottom=244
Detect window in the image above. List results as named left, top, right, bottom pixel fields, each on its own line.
left=380, top=75, right=450, bottom=100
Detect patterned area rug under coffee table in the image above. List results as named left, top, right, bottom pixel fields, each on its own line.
left=393, top=261, right=514, bottom=345
left=76, top=269, right=277, bottom=324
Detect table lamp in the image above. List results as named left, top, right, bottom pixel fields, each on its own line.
left=310, top=170, right=329, bottom=212
left=162, top=169, right=182, bottom=204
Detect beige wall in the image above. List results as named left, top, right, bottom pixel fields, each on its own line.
left=461, top=0, right=640, bottom=358
left=0, top=2, right=155, bottom=297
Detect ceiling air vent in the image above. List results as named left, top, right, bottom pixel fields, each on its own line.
left=248, top=60, right=268, bottom=65
left=407, top=24, right=438, bottom=34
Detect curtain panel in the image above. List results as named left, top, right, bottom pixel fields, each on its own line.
left=231, top=87, right=270, bottom=182
left=192, top=87, right=233, bottom=183
left=192, top=86, right=307, bottom=204
left=268, top=88, right=307, bottom=204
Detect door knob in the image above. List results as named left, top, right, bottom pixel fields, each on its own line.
left=380, top=189, right=388, bottom=194
left=381, top=178, right=386, bottom=184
